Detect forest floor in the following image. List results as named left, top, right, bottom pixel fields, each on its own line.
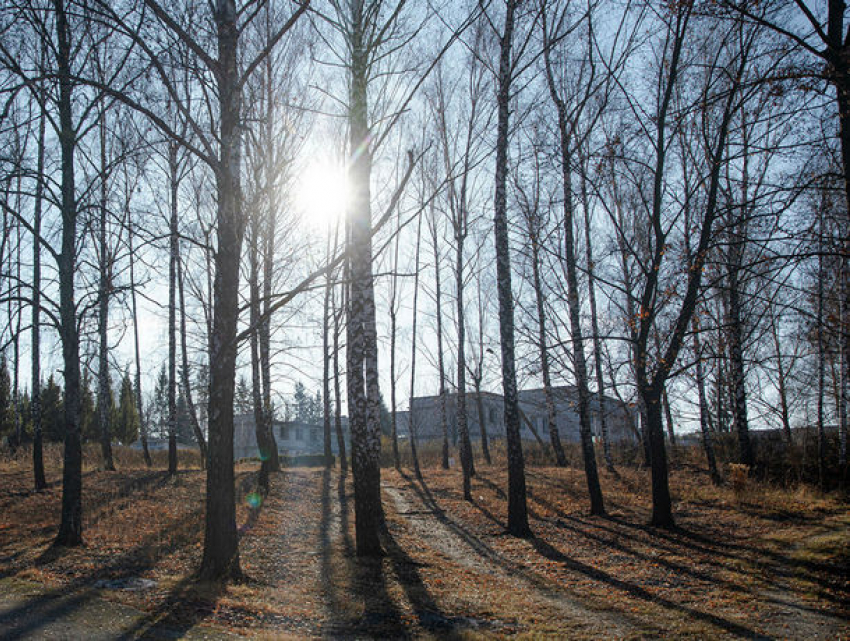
left=0, top=446, right=848, bottom=639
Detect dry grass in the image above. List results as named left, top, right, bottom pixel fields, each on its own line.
left=0, top=443, right=847, bottom=638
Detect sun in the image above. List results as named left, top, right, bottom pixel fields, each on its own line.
left=296, top=160, right=349, bottom=228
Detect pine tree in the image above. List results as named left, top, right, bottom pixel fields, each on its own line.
left=234, top=376, right=252, bottom=414
left=153, top=365, right=169, bottom=439
left=0, top=356, right=14, bottom=442
left=41, top=375, right=64, bottom=443
left=80, top=371, right=97, bottom=443
left=113, top=371, right=139, bottom=445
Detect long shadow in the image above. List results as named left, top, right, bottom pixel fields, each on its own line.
left=528, top=537, right=774, bottom=639
left=525, top=487, right=754, bottom=597
left=85, top=471, right=176, bottom=528
left=343, top=472, right=410, bottom=638
left=0, top=506, right=206, bottom=640
left=523, top=471, right=848, bottom=617
left=397, top=469, right=637, bottom=630
left=0, top=467, right=264, bottom=639
left=319, top=467, right=347, bottom=632
left=605, top=513, right=847, bottom=584
left=380, top=512, right=465, bottom=639
left=401, top=471, right=773, bottom=639
left=518, top=472, right=847, bottom=630
left=115, top=574, right=225, bottom=640
left=524, top=469, right=844, bottom=582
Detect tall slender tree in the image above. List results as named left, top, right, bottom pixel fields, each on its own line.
left=489, top=0, right=530, bottom=537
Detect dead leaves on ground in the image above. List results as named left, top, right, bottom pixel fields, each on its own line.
left=0, top=451, right=847, bottom=638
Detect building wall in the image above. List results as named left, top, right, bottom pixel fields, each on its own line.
left=233, top=414, right=350, bottom=460
left=405, top=388, right=638, bottom=445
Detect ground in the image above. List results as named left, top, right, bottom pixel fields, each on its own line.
left=0, top=447, right=847, bottom=639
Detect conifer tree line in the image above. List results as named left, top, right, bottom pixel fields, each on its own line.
left=0, top=0, right=846, bottom=578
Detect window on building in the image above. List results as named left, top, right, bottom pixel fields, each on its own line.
left=295, top=427, right=303, bottom=441
left=489, top=407, right=497, bottom=424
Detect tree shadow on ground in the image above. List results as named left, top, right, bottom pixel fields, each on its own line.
left=114, top=575, right=226, bottom=640
left=319, top=469, right=409, bottom=638
left=0, top=505, right=207, bottom=640
left=403, top=469, right=776, bottom=639
left=381, top=515, right=467, bottom=639
left=525, top=486, right=753, bottom=596
left=528, top=535, right=773, bottom=639
left=0, top=467, right=273, bottom=639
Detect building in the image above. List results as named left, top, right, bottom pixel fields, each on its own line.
left=400, top=386, right=638, bottom=445
left=233, top=413, right=350, bottom=460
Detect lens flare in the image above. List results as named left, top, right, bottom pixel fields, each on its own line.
left=246, top=492, right=263, bottom=509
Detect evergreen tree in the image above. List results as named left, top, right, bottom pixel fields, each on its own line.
left=152, top=365, right=169, bottom=439
left=293, top=381, right=310, bottom=423
left=80, top=371, right=97, bottom=442
left=41, top=375, right=64, bottom=442
left=234, top=375, right=252, bottom=414
left=94, top=373, right=114, bottom=448
left=0, top=356, right=14, bottom=441
left=176, top=392, right=194, bottom=444
left=379, top=394, right=391, bottom=437
left=113, top=371, right=140, bottom=444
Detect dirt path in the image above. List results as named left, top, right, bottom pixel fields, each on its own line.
left=383, top=481, right=637, bottom=638
left=0, top=577, right=238, bottom=640
left=756, top=527, right=849, bottom=640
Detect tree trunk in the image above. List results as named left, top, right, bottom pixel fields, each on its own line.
left=167, top=145, right=179, bottom=476
left=693, top=324, right=720, bottom=484
left=455, top=231, right=474, bottom=499
left=408, top=211, right=424, bottom=481
left=432, top=215, right=450, bottom=469
left=32, top=80, right=47, bottom=490
left=552, top=110, right=604, bottom=516
left=346, top=0, right=383, bottom=556
left=840, top=247, right=848, bottom=469
left=333, top=268, right=347, bottom=474
left=644, top=387, right=673, bottom=527
left=249, top=216, right=272, bottom=490
left=727, top=272, right=753, bottom=467
left=389, top=219, right=400, bottom=471
left=260, top=181, right=279, bottom=474
left=662, top=386, right=676, bottom=447
left=542, top=4, right=604, bottom=512
left=200, top=0, right=243, bottom=581
left=177, top=252, right=208, bottom=466
left=817, top=211, right=826, bottom=490
left=528, top=219, right=567, bottom=467
left=494, top=0, right=530, bottom=537
left=474, top=381, right=491, bottom=465
left=615, top=200, right=650, bottom=467
left=97, top=113, right=115, bottom=472
left=770, top=313, right=793, bottom=446
left=128, top=199, right=152, bottom=468
left=581, top=178, right=614, bottom=472
left=830, top=30, right=850, bottom=472
left=324, top=232, right=335, bottom=468
left=54, top=0, right=83, bottom=547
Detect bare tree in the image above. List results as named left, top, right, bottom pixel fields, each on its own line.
left=541, top=1, right=604, bottom=514
left=426, top=199, right=451, bottom=469
left=488, top=0, right=531, bottom=537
